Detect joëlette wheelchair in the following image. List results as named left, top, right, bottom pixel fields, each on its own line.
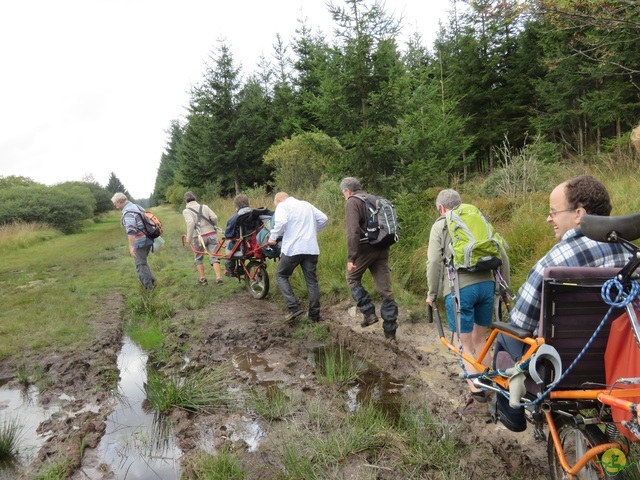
left=431, top=212, right=640, bottom=479
left=182, top=207, right=278, bottom=299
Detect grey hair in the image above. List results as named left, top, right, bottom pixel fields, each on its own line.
left=435, top=189, right=462, bottom=210
left=339, top=177, right=361, bottom=193
left=111, top=192, right=128, bottom=204
left=184, top=191, right=197, bottom=203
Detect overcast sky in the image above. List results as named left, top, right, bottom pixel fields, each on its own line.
left=0, top=0, right=450, bottom=199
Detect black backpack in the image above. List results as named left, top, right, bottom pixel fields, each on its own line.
left=354, top=194, right=400, bottom=248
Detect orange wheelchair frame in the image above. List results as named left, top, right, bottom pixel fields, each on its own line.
left=431, top=212, right=640, bottom=479
left=182, top=225, right=276, bottom=299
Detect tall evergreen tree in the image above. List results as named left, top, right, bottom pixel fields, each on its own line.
left=396, top=34, right=473, bottom=189
left=320, top=0, right=406, bottom=189
left=290, top=17, right=331, bottom=132
left=153, top=120, right=183, bottom=203
left=231, top=76, right=276, bottom=190
left=532, top=0, right=640, bottom=152
left=105, top=172, right=130, bottom=199
left=179, top=42, right=242, bottom=195
left=436, top=0, right=536, bottom=171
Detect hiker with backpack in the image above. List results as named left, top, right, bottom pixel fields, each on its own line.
left=182, top=191, right=224, bottom=286
left=340, top=177, right=399, bottom=341
left=426, top=189, right=510, bottom=414
left=111, top=192, right=157, bottom=291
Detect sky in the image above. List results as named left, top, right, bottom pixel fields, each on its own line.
left=0, top=0, right=451, bottom=199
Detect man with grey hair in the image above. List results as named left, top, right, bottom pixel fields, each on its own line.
left=182, top=191, right=223, bottom=286
left=340, top=177, right=398, bottom=340
left=111, top=192, right=157, bottom=290
left=426, top=189, right=510, bottom=412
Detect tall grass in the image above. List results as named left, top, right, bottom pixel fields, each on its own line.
left=32, top=457, right=73, bottom=480
left=0, top=221, right=60, bottom=253
left=394, top=404, right=470, bottom=477
left=315, top=344, right=363, bottom=385
left=182, top=450, right=244, bottom=480
left=245, top=385, right=297, bottom=421
left=145, top=366, right=234, bottom=414
left=0, top=416, right=23, bottom=461
left=310, top=402, right=391, bottom=461
left=272, top=400, right=477, bottom=478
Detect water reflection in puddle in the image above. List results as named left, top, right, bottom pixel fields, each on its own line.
left=229, top=349, right=272, bottom=451
left=231, top=348, right=273, bottom=382
left=309, top=345, right=406, bottom=419
left=80, top=336, right=182, bottom=479
left=0, top=381, right=59, bottom=470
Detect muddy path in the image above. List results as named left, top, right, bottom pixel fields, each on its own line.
left=0, top=289, right=549, bottom=479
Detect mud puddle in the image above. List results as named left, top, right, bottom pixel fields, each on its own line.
left=78, top=336, right=182, bottom=479
left=0, top=379, right=60, bottom=475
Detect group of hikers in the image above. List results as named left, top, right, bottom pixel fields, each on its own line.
left=111, top=176, right=400, bottom=340
left=111, top=124, right=640, bottom=431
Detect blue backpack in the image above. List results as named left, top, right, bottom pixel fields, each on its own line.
left=255, top=213, right=280, bottom=259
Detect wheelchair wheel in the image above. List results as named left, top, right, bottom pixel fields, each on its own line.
left=494, top=293, right=511, bottom=323
left=245, top=260, right=269, bottom=299
left=548, top=416, right=616, bottom=480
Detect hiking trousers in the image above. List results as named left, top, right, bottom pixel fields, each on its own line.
left=276, top=254, right=320, bottom=318
left=134, top=243, right=156, bottom=290
left=346, top=245, right=397, bottom=335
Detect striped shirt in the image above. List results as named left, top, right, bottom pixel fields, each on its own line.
left=510, top=228, right=629, bottom=332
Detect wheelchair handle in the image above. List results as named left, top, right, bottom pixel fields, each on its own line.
left=428, top=304, right=445, bottom=338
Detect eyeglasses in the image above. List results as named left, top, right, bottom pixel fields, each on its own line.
left=548, top=208, right=575, bottom=218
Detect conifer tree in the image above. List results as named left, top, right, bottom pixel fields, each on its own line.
left=105, top=172, right=130, bottom=199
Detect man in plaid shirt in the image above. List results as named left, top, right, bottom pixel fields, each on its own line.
left=509, top=175, right=629, bottom=334
left=494, top=175, right=629, bottom=432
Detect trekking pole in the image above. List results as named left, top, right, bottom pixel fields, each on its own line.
left=428, top=304, right=445, bottom=339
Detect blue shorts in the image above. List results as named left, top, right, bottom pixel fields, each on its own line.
left=444, top=281, right=494, bottom=334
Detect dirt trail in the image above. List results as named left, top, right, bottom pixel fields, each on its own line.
left=3, top=291, right=549, bottom=479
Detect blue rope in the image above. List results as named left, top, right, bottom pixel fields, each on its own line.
left=458, top=278, right=640, bottom=407
left=518, top=278, right=640, bottom=407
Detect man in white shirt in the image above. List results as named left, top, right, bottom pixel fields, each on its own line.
left=268, top=192, right=328, bottom=322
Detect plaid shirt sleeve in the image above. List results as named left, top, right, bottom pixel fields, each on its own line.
left=510, top=229, right=629, bottom=332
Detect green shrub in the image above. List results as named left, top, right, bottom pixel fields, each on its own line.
left=57, top=181, right=113, bottom=214
left=0, top=184, right=95, bottom=233
left=263, top=131, right=346, bottom=194
left=482, top=135, right=562, bottom=198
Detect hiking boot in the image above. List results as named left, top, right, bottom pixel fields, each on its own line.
left=384, top=331, right=396, bottom=341
left=284, top=308, right=304, bottom=322
left=360, top=313, right=379, bottom=328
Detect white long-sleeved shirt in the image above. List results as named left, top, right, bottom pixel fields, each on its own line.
left=269, top=197, right=328, bottom=256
